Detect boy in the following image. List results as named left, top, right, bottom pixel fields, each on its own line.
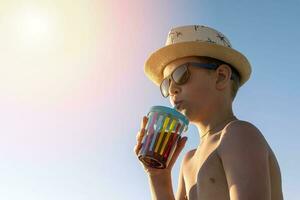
left=134, top=25, right=283, bottom=200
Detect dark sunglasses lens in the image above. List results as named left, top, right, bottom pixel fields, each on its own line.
left=173, top=65, right=189, bottom=84
left=160, top=78, right=170, bottom=97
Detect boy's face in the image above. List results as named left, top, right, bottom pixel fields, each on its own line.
left=163, top=56, right=220, bottom=122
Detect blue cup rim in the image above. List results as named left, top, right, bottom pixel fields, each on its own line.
left=147, top=105, right=189, bottom=126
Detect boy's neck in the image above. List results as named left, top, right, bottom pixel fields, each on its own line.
left=194, top=106, right=237, bottom=143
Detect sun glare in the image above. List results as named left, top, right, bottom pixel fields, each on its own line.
left=10, top=5, right=56, bottom=49
left=20, top=10, right=51, bottom=41
left=0, top=1, right=100, bottom=105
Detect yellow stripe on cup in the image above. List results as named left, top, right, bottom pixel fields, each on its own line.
left=154, top=117, right=170, bottom=153
left=159, top=119, right=177, bottom=155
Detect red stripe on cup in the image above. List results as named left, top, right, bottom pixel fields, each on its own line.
left=164, top=123, right=181, bottom=158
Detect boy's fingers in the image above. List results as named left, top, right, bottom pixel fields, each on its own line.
left=140, top=116, right=148, bottom=130
left=134, top=142, right=144, bottom=156
left=134, top=143, right=140, bottom=155
left=134, top=145, right=138, bottom=155
left=136, top=129, right=145, bottom=142
left=134, top=116, right=148, bottom=157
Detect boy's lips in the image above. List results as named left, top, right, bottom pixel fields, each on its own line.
left=174, top=100, right=184, bottom=110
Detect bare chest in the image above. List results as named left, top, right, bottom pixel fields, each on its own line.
left=184, top=137, right=230, bottom=200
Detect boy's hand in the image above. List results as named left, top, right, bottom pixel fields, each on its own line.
left=134, top=116, right=188, bottom=176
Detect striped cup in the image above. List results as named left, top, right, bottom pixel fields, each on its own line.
left=138, top=106, right=189, bottom=169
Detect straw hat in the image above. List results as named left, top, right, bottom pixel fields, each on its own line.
left=144, top=25, right=251, bottom=87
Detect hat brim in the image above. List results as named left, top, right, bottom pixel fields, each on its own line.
left=144, top=41, right=251, bottom=87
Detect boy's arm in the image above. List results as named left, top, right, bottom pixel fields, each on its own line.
left=175, top=154, right=187, bottom=200
left=218, top=121, right=271, bottom=200
left=147, top=150, right=191, bottom=200
left=147, top=172, right=175, bottom=200
left=147, top=155, right=188, bottom=200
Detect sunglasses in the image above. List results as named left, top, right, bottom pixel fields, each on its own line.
left=160, top=62, right=240, bottom=98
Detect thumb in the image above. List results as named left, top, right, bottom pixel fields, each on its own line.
left=167, top=136, right=188, bottom=169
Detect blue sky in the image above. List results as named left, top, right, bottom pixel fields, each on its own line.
left=0, top=0, right=299, bottom=199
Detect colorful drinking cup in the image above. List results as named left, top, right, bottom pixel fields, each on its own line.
left=138, top=105, right=189, bottom=169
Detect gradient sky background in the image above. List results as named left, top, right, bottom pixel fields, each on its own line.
left=0, top=0, right=299, bottom=199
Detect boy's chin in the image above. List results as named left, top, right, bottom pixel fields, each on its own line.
left=181, top=108, right=197, bottom=123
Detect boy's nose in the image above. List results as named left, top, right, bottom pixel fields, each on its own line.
left=168, top=79, right=181, bottom=96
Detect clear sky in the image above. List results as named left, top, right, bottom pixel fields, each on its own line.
left=0, top=0, right=299, bottom=199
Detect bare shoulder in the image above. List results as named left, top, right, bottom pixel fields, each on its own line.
left=216, top=120, right=274, bottom=199
left=223, top=119, right=259, bottom=132
left=181, top=148, right=197, bottom=165
left=221, top=119, right=266, bottom=142
left=218, top=119, right=269, bottom=154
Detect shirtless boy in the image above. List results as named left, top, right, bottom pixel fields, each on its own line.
left=134, top=25, right=283, bottom=200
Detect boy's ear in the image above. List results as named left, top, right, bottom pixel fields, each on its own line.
left=215, top=64, right=232, bottom=90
